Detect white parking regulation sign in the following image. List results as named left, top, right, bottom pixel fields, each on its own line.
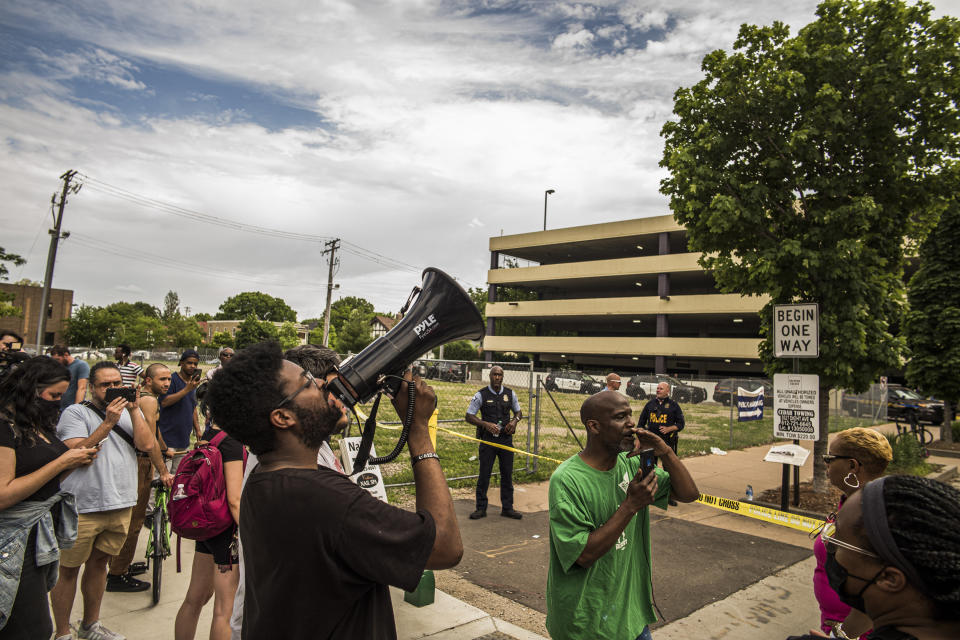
left=773, top=373, right=820, bottom=441
left=774, top=303, right=819, bottom=358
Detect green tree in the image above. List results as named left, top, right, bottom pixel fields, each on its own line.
left=215, top=292, right=297, bottom=322
left=64, top=305, right=112, bottom=347
left=162, top=291, right=181, bottom=321
left=659, top=0, right=960, bottom=491
left=127, top=315, right=166, bottom=350
left=906, top=200, right=960, bottom=444
left=166, top=315, right=204, bottom=349
left=329, top=297, right=374, bottom=334
left=0, top=247, right=26, bottom=318
left=443, top=340, right=479, bottom=361
left=335, top=309, right=372, bottom=354
left=276, top=321, right=302, bottom=350
left=193, top=312, right=213, bottom=322
left=210, top=331, right=235, bottom=349
left=307, top=323, right=337, bottom=348
left=234, top=315, right=279, bottom=349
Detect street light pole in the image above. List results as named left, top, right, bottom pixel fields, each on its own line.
left=543, top=189, right=555, bottom=231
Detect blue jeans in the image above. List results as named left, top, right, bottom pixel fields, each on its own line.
left=635, top=626, right=652, bottom=640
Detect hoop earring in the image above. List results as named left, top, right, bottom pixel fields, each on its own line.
left=843, top=472, right=860, bottom=489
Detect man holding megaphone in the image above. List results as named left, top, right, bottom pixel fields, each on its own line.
left=206, top=342, right=463, bottom=639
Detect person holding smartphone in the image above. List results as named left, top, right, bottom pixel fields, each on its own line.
left=158, top=350, right=202, bottom=475
left=546, top=390, right=699, bottom=640
left=50, top=361, right=157, bottom=640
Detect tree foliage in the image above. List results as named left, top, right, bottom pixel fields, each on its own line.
left=335, top=309, right=372, bottom=354
left=659, top=0, right=960, bottom=490
left=906, top=200, right=960, bottom=443
left=0, top=247, right=26, bottom=318
left=65, top=300, right=200, bottom=350
left=234, top=315, right=279, bottom=349
left=329, top=297, right=374, bottom=335
left=211, top=331, right=235, bottom=348
left=162, top=291, right=180, bottom=321
left=307, top=323, right=336, bottom=349
left=215, top=291, right=297, bottom=323
left=443, top=340, right=480, bottom=361
left=276, top=321, right=302, bottom=350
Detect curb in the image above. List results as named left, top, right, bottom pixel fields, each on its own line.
left=927, top=448, right=960, bottom=459
left=929, top=464, right=958, bottom=482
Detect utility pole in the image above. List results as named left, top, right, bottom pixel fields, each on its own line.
left=36, top=170, right=79, bottom=350
left=321, top=239, right=340, bottom=347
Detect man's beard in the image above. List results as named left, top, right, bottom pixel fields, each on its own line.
left=291, top=402, right=341, bottom=450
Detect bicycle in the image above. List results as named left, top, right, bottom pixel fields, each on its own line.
left=893, top=411, right=933, bottom=458
left=144, top=479, right=172, bottom=605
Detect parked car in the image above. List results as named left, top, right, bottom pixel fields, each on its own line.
left=627, top=374, right=707, bottom=404
left=544, top=370, right=604, bottom=394
left=885, top=385, right=943, bottom=425
left=711, top=378, right=773, bottom=407
left=425, top=361, right=467, bottom=383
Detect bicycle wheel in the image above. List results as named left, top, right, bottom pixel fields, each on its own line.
left=151, top=512, right=164, bottom=605
left=918, top=426, right=934, bottom=445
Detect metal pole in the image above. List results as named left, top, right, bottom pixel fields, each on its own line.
left=526, top=363, right=534, bottom=473
left=729, top=388, right=734, bottom=449
left=543, top=189, right=554, bottom=230
left=321, top=238, right=339, bottom=347
left=36, top=170, right=78, bottom=350
left=793, top=358, right=800, bottom=507
left=533, top=380, right=541, bottom=474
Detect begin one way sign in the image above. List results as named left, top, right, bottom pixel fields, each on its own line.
left=774, top=303, right=819, bottom=358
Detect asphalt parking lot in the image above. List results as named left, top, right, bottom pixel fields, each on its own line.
left=451, top=499, right=812, bottom=626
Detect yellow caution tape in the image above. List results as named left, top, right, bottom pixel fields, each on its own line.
left=695, top=493, right=825, bottom=533
left=435, top=427, right=566, bottom=464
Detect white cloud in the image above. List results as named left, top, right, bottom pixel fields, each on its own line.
left=552, top=26, right=596, bottom=52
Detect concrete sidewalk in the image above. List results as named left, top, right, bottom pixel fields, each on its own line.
left=56, top=531, right=548, bottom=640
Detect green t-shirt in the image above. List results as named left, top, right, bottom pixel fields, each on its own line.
left=546, top=453, right=671, bottom=640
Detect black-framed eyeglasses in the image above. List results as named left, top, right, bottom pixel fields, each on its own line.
left=822, top=454, right=857, bottom=464
left=275, top=370, right=320, bottom=410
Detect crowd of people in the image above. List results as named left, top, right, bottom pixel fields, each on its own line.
left=0, top=333, right=958, bottom=640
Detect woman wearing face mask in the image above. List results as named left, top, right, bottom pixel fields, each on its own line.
left=789, top=475, right=960, bottom=640
left=810, top=428, right=893, bottom=638
left=0, top=356, right=99, bottom=639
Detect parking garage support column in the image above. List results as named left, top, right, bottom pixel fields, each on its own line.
left=656, top=232, right=670, bottom=374
left=485, top=251, right=499, bottom=363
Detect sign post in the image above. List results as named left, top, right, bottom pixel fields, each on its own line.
left=771, top=303, right=820, bottom=513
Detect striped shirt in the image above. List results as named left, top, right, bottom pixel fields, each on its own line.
left=118, top=361, right=143, bottom=387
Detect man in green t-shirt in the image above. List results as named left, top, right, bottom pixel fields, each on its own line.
left=546, top=390, right=700, bottom=640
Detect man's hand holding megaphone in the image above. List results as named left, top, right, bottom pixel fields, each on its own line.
left=390, top=369, right=438, bottom=446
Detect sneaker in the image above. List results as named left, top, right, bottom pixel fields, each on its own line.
left=105, top=572, right=150, bottom=593
left=54, top=635, right=73, bottom=640
left=468, top=509, right=486, bottom=520
left=77, top=620, right=126, bottom=640
left=127, top=562, right=148, bottom=576
left=500, top=509, right=523, bottom=520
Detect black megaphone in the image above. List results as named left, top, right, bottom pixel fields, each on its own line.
left=325, top=268, right=484, bottom=471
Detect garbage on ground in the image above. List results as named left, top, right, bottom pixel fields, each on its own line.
left=710, top=447, right=727, bottom=456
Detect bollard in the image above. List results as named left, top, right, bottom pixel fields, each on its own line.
left=404, top=570, right=435, bottom=607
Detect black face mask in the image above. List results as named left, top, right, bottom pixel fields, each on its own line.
left=825, top=549, right=884, bottom=612
left=34, top=397, right=62, bottom=429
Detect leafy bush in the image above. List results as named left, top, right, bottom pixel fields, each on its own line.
left=885, top=433, right=933, bottom=476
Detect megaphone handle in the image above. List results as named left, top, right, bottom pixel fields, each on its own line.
left=368, top=380, right=415, bottom=465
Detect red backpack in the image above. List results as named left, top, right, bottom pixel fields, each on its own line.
left=168, top=431, right=244, bottom=541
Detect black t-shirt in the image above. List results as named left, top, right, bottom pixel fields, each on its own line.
left=240, top=466, right=436, bottom=639
left=0, top=420, right=68, bottom=501
left=200, top=427, right=244, bottom=464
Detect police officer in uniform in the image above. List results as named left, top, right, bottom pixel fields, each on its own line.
left=465, top=365, right=523, bottom=520
left=638, top=381, right=685, bottom=505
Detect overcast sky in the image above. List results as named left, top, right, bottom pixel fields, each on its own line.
left=2, top=0, right=958, bottom=320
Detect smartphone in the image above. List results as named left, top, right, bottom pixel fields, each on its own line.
left=96, top=437, right=108, bottom=448
left=638, top=448, right=657, bottom=479
left=192, top=371, right=202, bottom=382
left=105, top=387, right=137, bottom=403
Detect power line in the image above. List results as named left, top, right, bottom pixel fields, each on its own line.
left=74, top=172, right=484, bottom=290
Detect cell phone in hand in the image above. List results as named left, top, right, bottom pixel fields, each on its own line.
left=638, top=448, right=657, bottom=479
left=105, top=387, right=137, bottom=404
left=96, top=437, right=108, bottom=448
left=192, top=371, right=202, bottom=382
